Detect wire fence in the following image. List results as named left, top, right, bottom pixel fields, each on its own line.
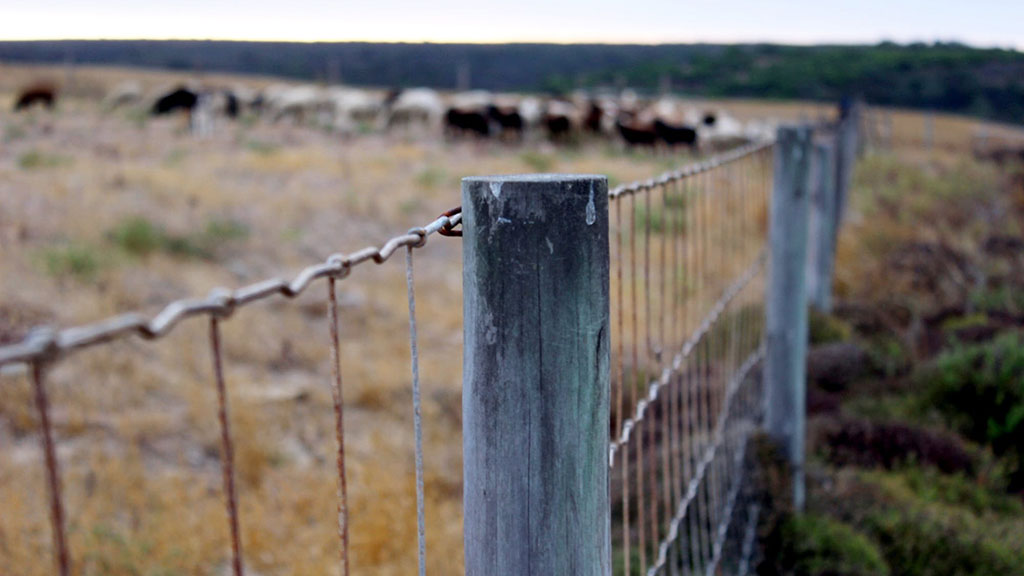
left=0, top=211, right=462, bottom=576
left=1, top=118, right=851, bottom=575
left=608, top=142, right=772, bottom=575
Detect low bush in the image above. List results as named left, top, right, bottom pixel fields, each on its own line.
left=41, top=244, right=104, bottom=280
left=107, top=216, right=249, bottom=261
left=777, top=514, right=889, bottom=576
left=920, top=331, right=1024, bottom=489
left=816, top=417, right=976, bottom=475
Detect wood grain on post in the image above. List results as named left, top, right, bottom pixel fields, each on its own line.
left=462, top=174, right=611, bottom=575
left=765, top=126, right=813, bottom=510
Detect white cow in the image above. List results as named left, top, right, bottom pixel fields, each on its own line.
left=326, top=87, right=385, bottom=134
left=386, top=88, right=444, bottom=132
left=103, top=80, right=143, bottom=110
left=266, top=84, right=327, bottom=124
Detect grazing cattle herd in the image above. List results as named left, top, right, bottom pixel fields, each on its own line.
left=9, top=79, right=778, bottom=150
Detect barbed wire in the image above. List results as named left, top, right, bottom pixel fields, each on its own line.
left=0, top=211, right=462, bottom=368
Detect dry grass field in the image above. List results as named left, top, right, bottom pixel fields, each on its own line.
left=1, top=63, right=1020, bottom=575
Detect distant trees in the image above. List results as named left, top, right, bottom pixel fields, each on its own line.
left=1, top=40, right=1021, bottom=123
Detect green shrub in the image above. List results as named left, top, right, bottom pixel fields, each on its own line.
left=920, top=331, right=1024, bottom=489
left=865, top=508, right=1022, bottom=576
left=778, top=514, right=889, bottom=576
left=18, top=150, right=69, bottom=170
left=970, top=286, right=1024, bottom=316
left=822, top=470, right=1024, bottom=576
left=865, top=333, right=911, bottom=378
left=42, top=245, right=103, bottom=280
left=107, top=216, right=248, bottom=261
left=895, top=467, right=1023, bottom=516
left=202, top=218, right=249, bottom=245
left=809, top=309, right=853, bottom=345
left=244, top=139, right=278, bottom=155
left=109, top=217, right=166, bottom=257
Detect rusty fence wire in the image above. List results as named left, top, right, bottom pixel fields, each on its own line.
left=3, top=136, right=793, bottom=576
left=608, top=141, right=773, bottom=576
left=0, top=212, right=462, bottom=576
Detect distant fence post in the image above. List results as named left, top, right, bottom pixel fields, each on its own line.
left=765, top=126, right=813, bottom=510
left=806, top=140, right=838, bottom=312
left=834, top=103, right=859, bottom=233
left=461, top=174, right=611, bottom=575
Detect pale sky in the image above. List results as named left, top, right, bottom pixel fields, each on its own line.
left=2, top=0, right=1022, bottom=49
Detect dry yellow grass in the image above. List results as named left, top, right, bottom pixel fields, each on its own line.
left=1, top=63, right=1018, bottom=575
left=0, top=64, right=696, bottom=576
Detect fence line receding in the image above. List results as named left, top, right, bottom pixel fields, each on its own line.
left=1, top=110, right=859, bottom=575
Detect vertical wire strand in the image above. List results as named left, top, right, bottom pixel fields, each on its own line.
left=698, top=169, right=714, bottom=568
left=616, top=198, right=631, bottom=576
left=631, top=192, right=647, bottom=574
left=658, top=181, right=673, bottom=568
left=688, top=172, right=704, bottom=569
left=691, top=171, right=708, bottom=573
left=210, top=317, right=244, bottom=576
left=671, top=177, right=685, bottom=573
left=667, top=178, right=682, bottom=575
left=326, top=277, right=350, bottom=576
left=644, top=185, right=660, bottom=560
left=405, top=247, right=427, bottom=576
left=700, top=169, right=715, bottom=568
left=31, top=361, right=70, bottom=576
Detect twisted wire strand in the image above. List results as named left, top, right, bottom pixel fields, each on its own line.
left=608, top=252, right=765, bottom=467
left=609, top=140, right=774, bottom=200
left=644, top=345, right=764, bottom=576
left=0, top=212, right=461, bottom=367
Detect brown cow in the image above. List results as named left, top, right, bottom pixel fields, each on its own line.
left=14, top=84, right=57, bottom=111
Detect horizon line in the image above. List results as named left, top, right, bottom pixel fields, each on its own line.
left=1, top=37, right=1020, bottom=51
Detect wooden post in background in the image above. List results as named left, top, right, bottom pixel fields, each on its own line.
left=462, top=174, right=611, bottom=575
left=806, top=140, right=838, bottom=312
left=834, top=102, right=859, bottom=233
left=765, top=126, right=813, bottom=510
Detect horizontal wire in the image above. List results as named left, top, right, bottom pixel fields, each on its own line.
left=2, top=138, right=778, bottom=369
left=0, top=212, right=461, bottom=367
left=644, top=345, right=764, bottom=576
left=609, top=252, right=765, bottom=466
left=609, top=140, right=774, bottom=199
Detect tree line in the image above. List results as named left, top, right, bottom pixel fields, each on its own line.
left=2, top=40, right=1021, bottom=124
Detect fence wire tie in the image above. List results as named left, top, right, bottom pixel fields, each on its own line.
left=437, top=206, right=463, bottom=237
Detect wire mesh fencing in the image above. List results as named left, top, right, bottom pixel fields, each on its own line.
left=608, top=142, right=773, bottom=576
left=0, top=212, right=462, bottom=576
left=1, top=120, right=857, bottom=575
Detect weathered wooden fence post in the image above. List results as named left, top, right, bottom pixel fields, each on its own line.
left=806, top=140, right=837, bottom=312
left=765, top=126, right=813, bottom=510
left=462, top=174, right=611, bottom=575
left=834, top=103, right=859, bottom=233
